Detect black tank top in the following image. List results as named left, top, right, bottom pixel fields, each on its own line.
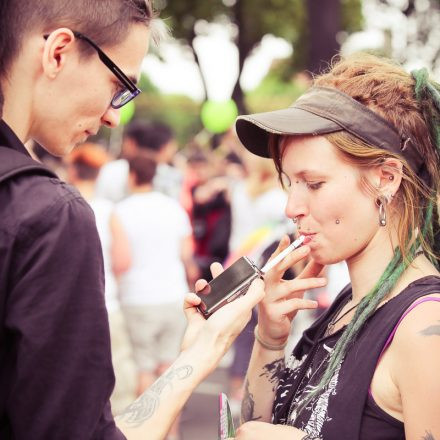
left=272, top=275, right=440, bottom=439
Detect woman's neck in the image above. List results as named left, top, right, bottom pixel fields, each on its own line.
left=346, top=227, right=398, bottom=303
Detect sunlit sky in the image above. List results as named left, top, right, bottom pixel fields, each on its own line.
left=142, top=0, right=438, bottom=102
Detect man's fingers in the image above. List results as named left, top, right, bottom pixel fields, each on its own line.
left=233, top=278, right=265, bottom=310
left=183, top=293, right=202, bottom=320
left=184, top=292, right=201, bottom=309
left=195, top=279, right=208, bottom=293
left=210, top=261, right=224, bottom=278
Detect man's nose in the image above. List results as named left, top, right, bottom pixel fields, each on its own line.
left=101, top=106, right=121, bottom=128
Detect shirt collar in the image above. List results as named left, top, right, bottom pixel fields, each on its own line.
left=0, top=119, right=32, bottom=157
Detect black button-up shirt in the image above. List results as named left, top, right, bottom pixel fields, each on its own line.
left=0, top=120, right=124, bottom=439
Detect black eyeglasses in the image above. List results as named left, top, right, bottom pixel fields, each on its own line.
left=44, top=31, right=141, bottom=109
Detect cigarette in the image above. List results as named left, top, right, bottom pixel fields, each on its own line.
left=260, top=235, right=308, bottom=274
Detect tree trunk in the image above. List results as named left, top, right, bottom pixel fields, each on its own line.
left=306, top=0, right=341, bottom=75
left=189, top=28, right=209, bottom=101
left=231, top=0, right=252, bottom=115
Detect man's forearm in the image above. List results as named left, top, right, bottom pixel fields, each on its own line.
left=241, top=341, right=285, bottom=424
left=116, top=346, right=214, bottom=440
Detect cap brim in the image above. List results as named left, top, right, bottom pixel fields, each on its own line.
left=235, top=107, right=342, bottom=158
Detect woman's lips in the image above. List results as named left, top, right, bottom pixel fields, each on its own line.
left=302, top=235, right=312, bottom=245
left=300, top=233, right=316, bottom=244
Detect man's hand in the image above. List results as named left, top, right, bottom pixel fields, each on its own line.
left=181, top=262, right=265, bottom=367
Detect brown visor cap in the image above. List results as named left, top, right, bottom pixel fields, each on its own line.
left=235, top=87, right=424, bottom=180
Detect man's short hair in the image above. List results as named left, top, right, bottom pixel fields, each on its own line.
left=124, top=120, right=174, bottom=152
left=128, top=153, right=157, bottom=185
left=0, top=0, right=154, bottom=86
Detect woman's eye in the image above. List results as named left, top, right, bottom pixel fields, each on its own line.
left=306, top=181, right=324, bottom=190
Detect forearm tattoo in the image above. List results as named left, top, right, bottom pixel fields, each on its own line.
left=422, top=431, right=435, bottom=440
left=116, top=365, right=193, bottom=428
left=259, top=358, right=285, bottom=391
left=241, top=358, right=285, bottom=422
left=419, top=320, right=440, bottom=337
left=241, top=379, right=262, bottom=423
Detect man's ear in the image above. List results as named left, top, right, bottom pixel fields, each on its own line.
left=41, top=28, right=76, bottom=79
left=368, top=158, right=403, bottom=198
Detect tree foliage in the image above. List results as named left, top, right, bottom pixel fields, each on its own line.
left=157, top=0, right=362, bottom=113
left=369, top=0, right=440, bottom=74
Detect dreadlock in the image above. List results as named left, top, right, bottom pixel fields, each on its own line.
left=412, top=68, right=440, bottom=261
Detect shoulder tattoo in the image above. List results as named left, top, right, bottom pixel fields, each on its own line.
left=419, top=320, right=440, bottom=337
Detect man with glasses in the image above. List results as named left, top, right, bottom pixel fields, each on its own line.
left=0, top=1, right=265, bottom=439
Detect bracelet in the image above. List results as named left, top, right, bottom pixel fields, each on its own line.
left=254, top=325, right=288, bottom=351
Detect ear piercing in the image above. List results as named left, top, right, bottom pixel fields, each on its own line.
left=389, top=175, right=394, bottom=181
left=376, top=195, right=388, bottom=227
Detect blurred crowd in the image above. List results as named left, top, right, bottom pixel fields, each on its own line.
left=30, top=120, right=349, bottom=437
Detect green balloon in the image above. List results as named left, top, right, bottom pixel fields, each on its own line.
left=119, top=100, right=136, bottom=125
left=201, top=99, right=238, bottom=134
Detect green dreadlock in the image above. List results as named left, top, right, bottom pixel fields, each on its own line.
left=412, top=68, right=440, bottom=262
left=294, top=68, right=440, bottom=418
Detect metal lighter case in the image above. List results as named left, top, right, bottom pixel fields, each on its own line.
left=196, top=256, right=262, bottom=319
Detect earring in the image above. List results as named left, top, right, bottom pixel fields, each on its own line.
left=388, top=175, right=394, bottom=181
left=335, top=219, right=340, bottom=225
left=376, top=195, right=387, bottom=227
left=292, top=217, right=298, bottom=224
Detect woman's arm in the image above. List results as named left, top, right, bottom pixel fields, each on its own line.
left=392, top=298, right=440, bottom=440
left=241, top=336, right=287, bottom=423
left=242, top=236, right=326, bottom=422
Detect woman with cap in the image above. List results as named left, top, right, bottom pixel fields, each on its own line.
left=228, top=53, right=440, bottom=439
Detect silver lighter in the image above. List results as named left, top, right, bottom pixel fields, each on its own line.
left=196, top=235, right=306, bottom=319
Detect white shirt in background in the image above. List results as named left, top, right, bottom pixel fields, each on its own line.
left=229, top=181, right=288, bottom=252
left=115, top=191, right=191, bottom=306
left=89, top=198, right=120, bottom=314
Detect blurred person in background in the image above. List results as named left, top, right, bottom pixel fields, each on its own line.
left=186, top=149, right=233, bottom=281
left=0, top=0, right=266, bottom=438
left=96, top=120, right=183, bottom=202
left=66, top=143, right=136, bottom=415
left=115, top=154, right=195, bottom=440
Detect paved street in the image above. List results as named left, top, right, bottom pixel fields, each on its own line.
left=180, top=349, right=238, bottom=440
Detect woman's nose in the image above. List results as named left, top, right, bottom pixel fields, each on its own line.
left=285, top=189, right=308, bottom=221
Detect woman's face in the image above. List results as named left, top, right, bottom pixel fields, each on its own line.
left=281, top=135, right=380, bottom=265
